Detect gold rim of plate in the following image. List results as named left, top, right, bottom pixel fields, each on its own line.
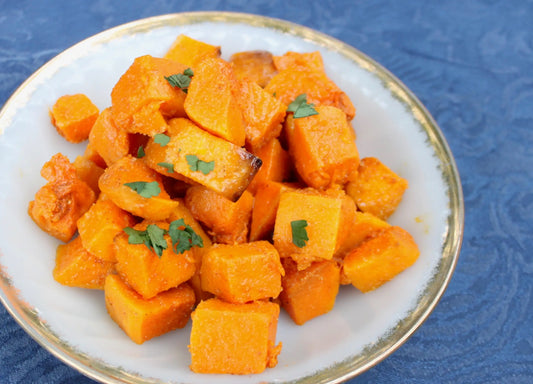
left=0, top=11, right=464, bottom=384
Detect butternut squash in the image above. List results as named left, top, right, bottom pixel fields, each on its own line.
left=164, top=34, right=221, bottom=68
left=230, top=50, right=277, bottom=87
left=50, top=93, right=99, bottom=143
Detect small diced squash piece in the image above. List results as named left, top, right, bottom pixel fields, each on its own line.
left=249, top=181, right=296, bottom=242
left=185, top=186, right=254, bottom=244
left=50, top=94, right=99, bottom=143
left=346, top=157, right=408, bottom=220
left=88, top=107, right=129, bottom=167
left=247, top=138, right=291, bottom=194
left=77, top=196, right=136, bottom=262
left=342, top=226, right=420, bottom=292
left=111, top=55, right=188, bottom=135
left=285, top=105, right=359, bottom=189
left=230, top=50, right=277, bottom=88
left=73, top=155, right=105, bottom=194
left=164, top=34, right=221, bottom=68
left=105, top=274, right=195, bottom=344
left=273, top=51, right=325, bottom=72
left=53, top=237, right=115, bottom=290
left=28, top=153, right=96, bottom=242
left=279, top=258, right=340, bottom=325
left=189, top=298, right=282, bottom=374
left=234, top=78, right=286, bottom=152
left=184, top=58, right=245, bottom=146
left=201, top=241, right=284, bottom=303
left=83, top=142, right=107, bottom=169
left=265, top=68, right=355, bottom=120
left=114, top=220, right=197, bottom=299
left=144, top=118, right=261, bottom=201
left=273, top=190, right=343, bottom=270
left=98, top=155, right=179, bottom=221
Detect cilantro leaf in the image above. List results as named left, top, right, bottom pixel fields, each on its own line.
left=291, top=219, right=309, bottom=248
left=124, top=181, right=161, bottom=198
left=165, top=68, right=194, bottom=93
left=123, top=225, right=168, bottom=257
left=168, top=218, right=204, bottom=254
left=287, top=94, right=318, bottom=119
left=186, top=154, right=215, bottom=175
left=154, top=133, right=170, bottom=146
left=158, top=162, right=174, bottom=173
left=136, top=145, right=145, bottom=158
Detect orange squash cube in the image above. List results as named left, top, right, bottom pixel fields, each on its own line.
left=247, top=138, right=291, bottom=194
left=184, top=57, right=245, bottom=146
left=88, top=107, right=129, bottom=167
left=346, top=157, right=409, bottom=220
left=143, top=118, right=261, bottom=201
left=234, top=78, right=286, bottom=152
left=230, top=50, right=277, bottom=88
left=98, top=155, right=179, bottom=221
left=164, top=34, right=221, bottom=68
left=184, top=186, right=254, bottom=244
left=285, top=105, right=359, bottom=189
left=342, top=226, right=420, bottom=292
left=273, top=51, right=325, bottom=72
left=279, top=258, right=340, bottom=325
left=189, top=298, right=282, bottom=374
left=110, top=55, right=188, bottom=135
left=73, top=155, right=105, bottom=195
left=77, top=196, right=136, bottom=262
left=273, top=190, right=343, bottom=270
left=201, top=241, right=284, bottom=303
left=105, top=274, right=195, bottom=344
left=49, top=93, right=99, bottom=143
left=53, top=237, right=115, bottom=290
left=114, top=220, right=197, bottom=299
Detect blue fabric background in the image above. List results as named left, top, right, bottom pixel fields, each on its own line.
left=1, top=0, right=532, bottom=383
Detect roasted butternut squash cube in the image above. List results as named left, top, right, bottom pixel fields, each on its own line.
left=285, top=105, right=359, bottom=189
left=50, top=93, right=99, bottom=143
left=143, top=118, right=261, bottom=201
left=247, top=138, right=291, bottom=194
left=184, top=186, right=254, bottom=244
left=184, top=57, right=245, bottom=146
left=346, top=157, right=409, bottom=220
left=273, top=190, right=343, bottom=270
left=53, top=237, right=115, bottom=290
left=28, top=153, right=96, bottom=242
left=77, top=196, right=136, bottom=262
left=98, top=155, right=179, bottom=221
left=201, top=241, right=284, bottom=303
left=273, top=51, right=325, bottom=72
left=265, top=68, right=355, bottom=120
left=110, top=55, right=188, bottom=135
left=249, top=181, right=296, bottom=242
left=279, top=258, right=340, bottom=325
left=164, top=34, right=221, bottom=68
left=114, top=220, right=197, bottom=299
left=342, top=226, right=419, bottom=292
left=189, top=298, right=282, bottom=374
left=234, top=78, right=286, bottom=152
left=230, top=50, right=277, bottom=88
left=73, top=154, right=105, bottom=195
left=105, top=274, right=195, bottom=344
left=88, top=107, right=129, bottom=167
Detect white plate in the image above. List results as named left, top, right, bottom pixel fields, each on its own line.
left=0, top=12, right=463, bottom=384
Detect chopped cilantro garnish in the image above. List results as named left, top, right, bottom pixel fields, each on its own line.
left=154, top=133, right=170, bottom=146
left=123, top=224, right=168, bottom=257
left=123, top=181, right=160, bottom=198
left=165, top=68, right=194, bottom=93
left=168, top=218, right=204, bottom=254
left=158, top=162, right=174, bottom=173
left=287, top=94, right=318, bottom=119
left=186, top=154, right=215, bottom=175
left=291, top=219, right=309, bottom=248
left=136, top=145, right=145, bottom=158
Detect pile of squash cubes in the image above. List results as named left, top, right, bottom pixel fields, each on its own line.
left=28, top=34, right=419, bottom=375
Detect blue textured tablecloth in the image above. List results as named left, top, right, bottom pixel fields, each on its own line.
left=1, top=1, right=532, bottom=383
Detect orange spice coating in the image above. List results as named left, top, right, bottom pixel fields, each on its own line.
left=285, top=105, right=359, bottom=190
left=49, top=93, right=99, bottom=143
left=53, top=236, right=115, bottom=290
left=247, top=138, right=291, bottom=195
left=273, top=51, right=325, bottom=72
left=200, top=241, right=284, bottom=303
left=105, top=274, right=195, bottom=344
left=77, top=195, right=136, bottom=262
left=184, top=57, right=245, bottom=146
left=184, top=186, right=254, bottom=245
left=279, top=258, right=340, bottom=325
left=164, top=34, right=221, bottom=68
left=346, top=157, right=409, bottom=220
left=98, top=155, right=179, bottom=221
left=88, top=107, right=129, bottom=167
left=113, top=220, right=197, bottom=299
left=28, top=153, right=96, bottom=242
left=189, top=298, right=282, bottom=374
left=342, top=226, right=420, bottom=292
left=230, top=50, right=278, bottom=88
left=73, top=155, right=105, bottom=195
